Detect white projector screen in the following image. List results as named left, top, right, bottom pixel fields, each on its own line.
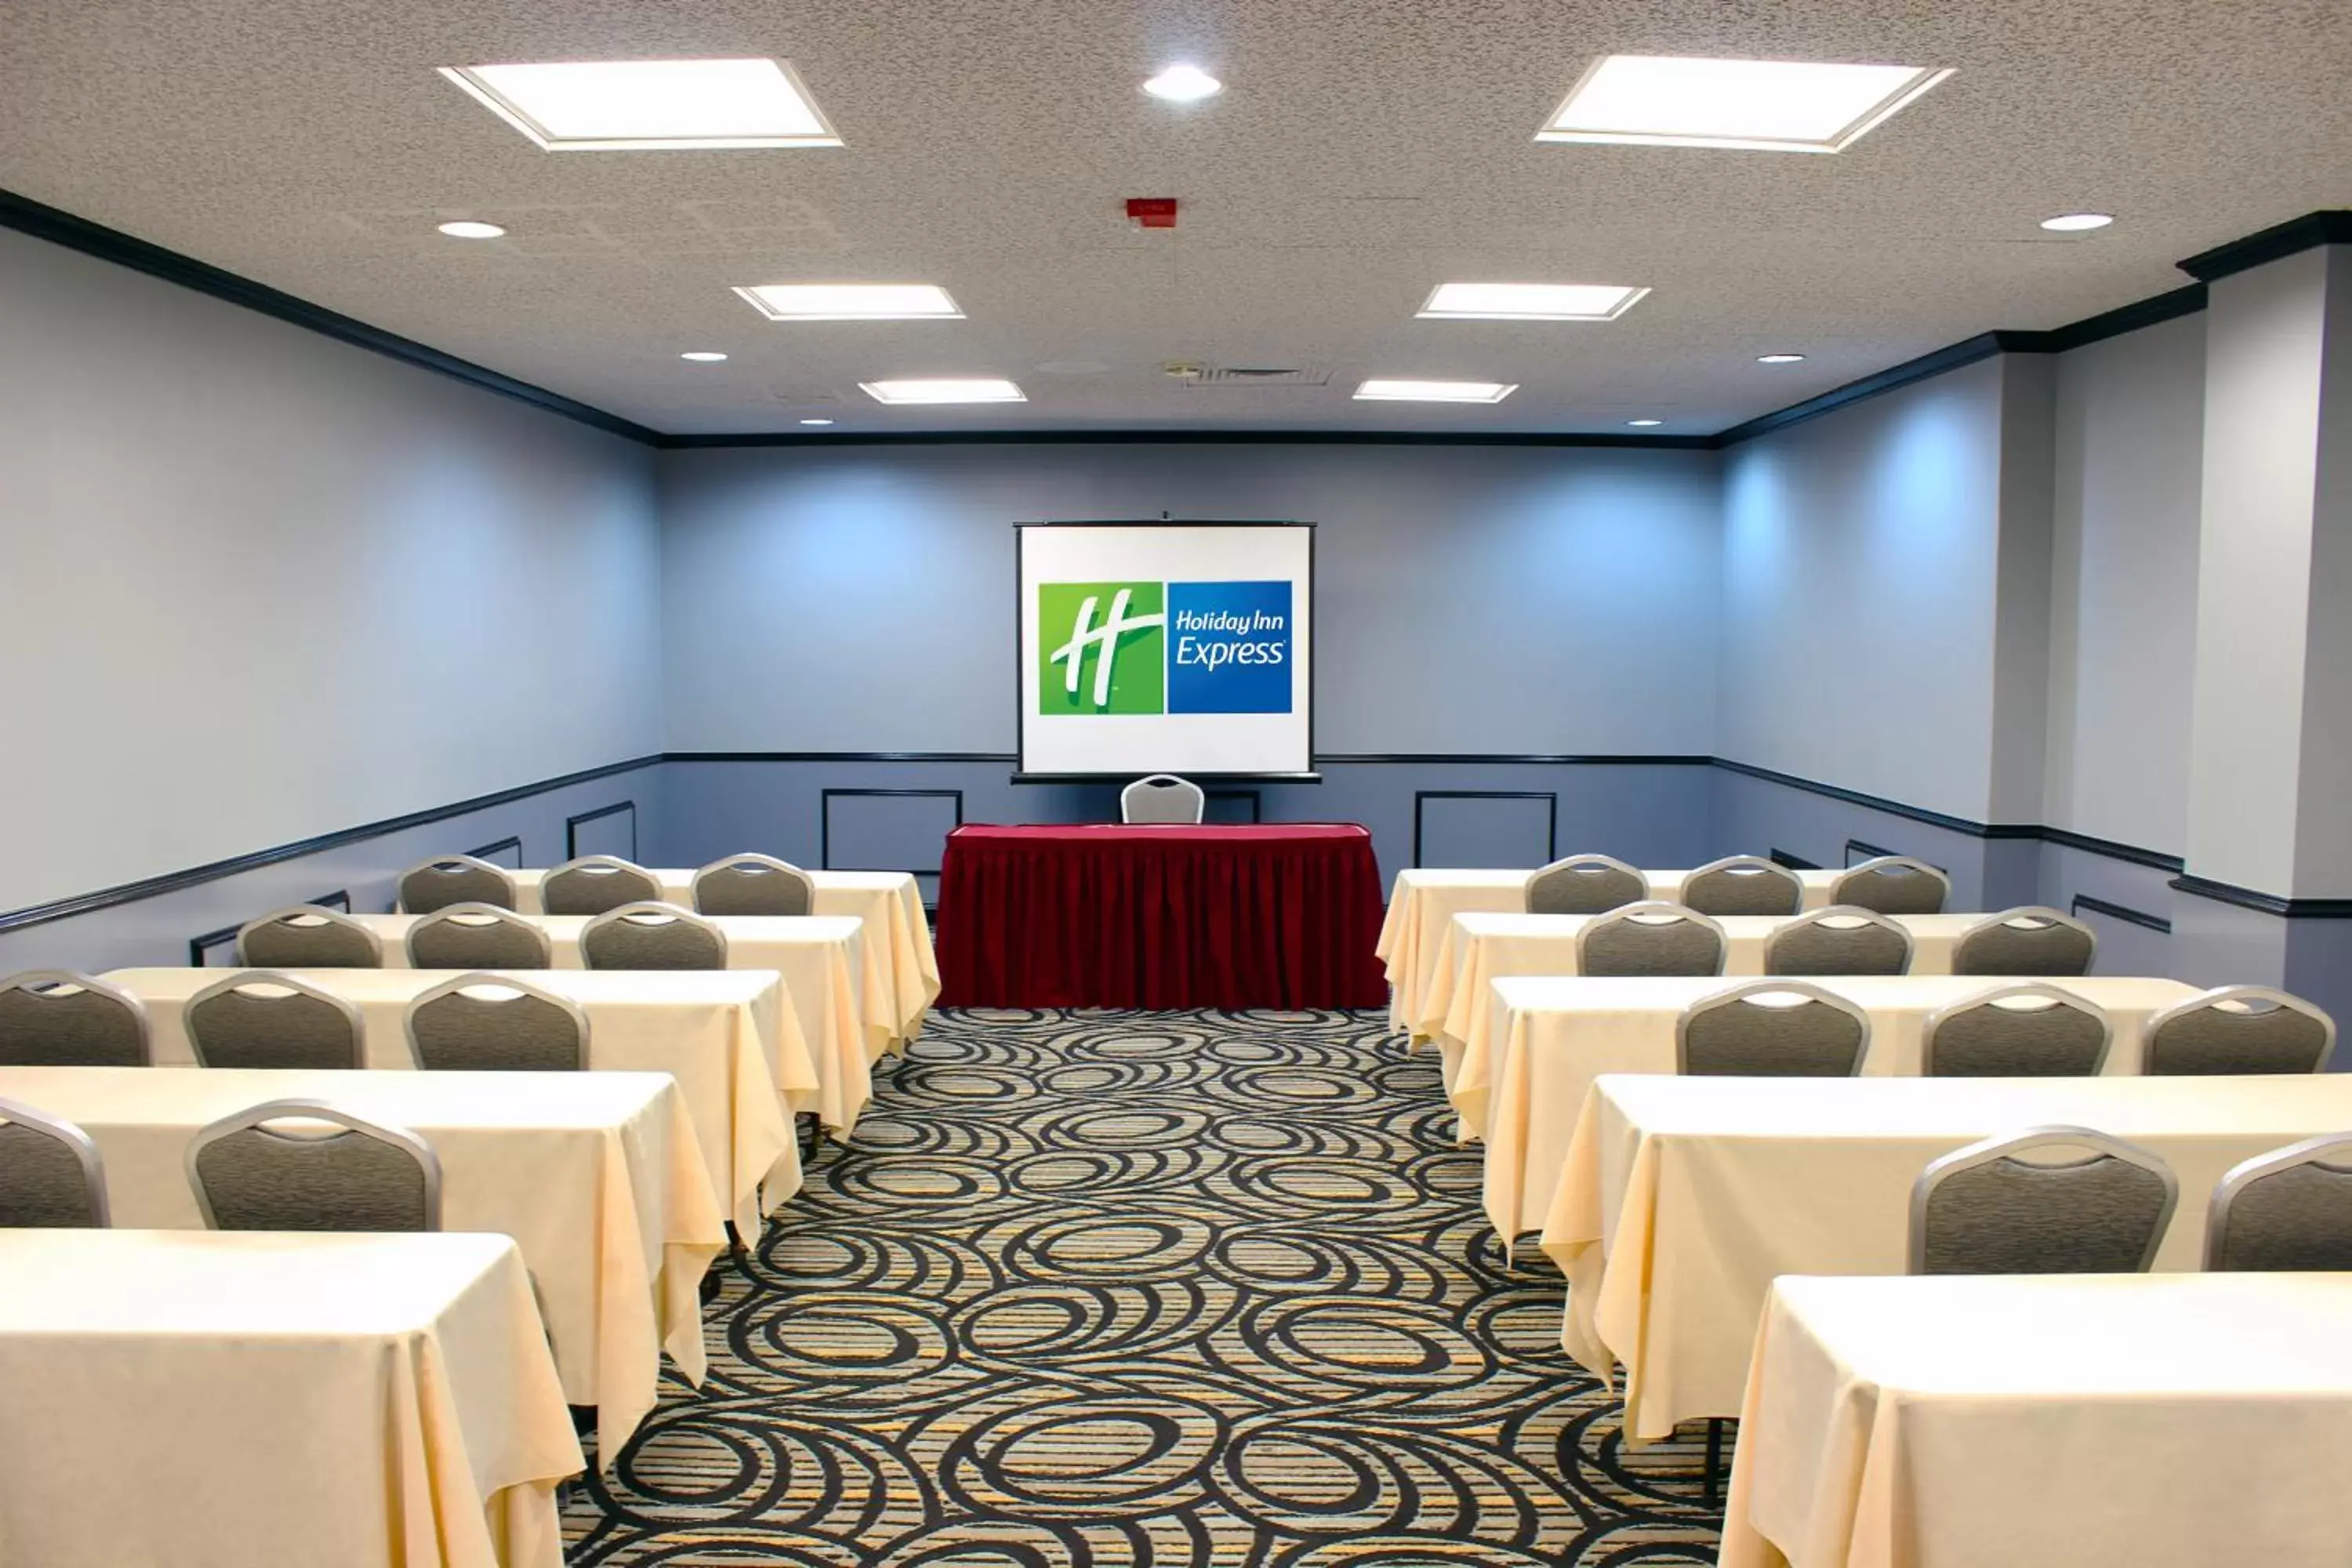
left=1017, top=521, right=1316, bottom=779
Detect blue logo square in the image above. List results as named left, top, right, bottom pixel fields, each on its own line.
left=1167, top=581, right=1293, bottom=713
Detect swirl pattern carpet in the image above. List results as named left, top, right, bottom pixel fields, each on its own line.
left=564, top=1007, right=1724, bottom=1565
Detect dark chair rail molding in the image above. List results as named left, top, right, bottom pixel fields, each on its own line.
left=1412, top=790, right=1559, bottom=869
left=2170, top=874, right=2352, bottom=919
left=2071, top=894, right=2172, bottom=935
left=188, top=887, right=350, bottom=967
left=818, top=789, right=966, bottom=876
left=1769, top=848, right=1821, bottom=871
left=466, top=836, right=525, bottom=869
left=1845, top=839, right=1900, bottom=867
left=564, top=801, right=638, bottom=862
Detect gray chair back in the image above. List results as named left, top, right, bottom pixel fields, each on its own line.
left=1677, top=855, right=1803, bottom=917
left=1120, top=775, right=1206, bottom=825
left=1829, top=855, right=1951, bottom=915
left=0, top=970, right=151, bottom=1067
left=1953, top=906, right=2096, bottom=977
left=2205, top=1133, right=2352, bottom=1272
left=236, top=906, right=383, bottom=969
left=1922, top=983, right=2113, bottom=1077
left=1763, top=906, right=1914, bottom=976
left=1576, top=901, right=1726, bottom=978
left=2142, top=986, right=2336, bottom=1076
left=405, top=975, right=587, bottom=1072
left=405, top=903, right=554, bottom=970
left=691, top=853, right=815, bottom=916
left=1909, top=1125, right=2178, bottom=1275
left=0, top=1098, right=109, bottom=1227
left=542, top=855, right=661, bottom=916
left=1677, top=982, right=1870, bottom=1077
left=1526, top=853, right=1646, bottom=916
left=187, top=1099, right=439, bottom=1231
left=580, top=902, right=729, bottom=971
left=397, top=854, right=517, bottom=915
left=186, top=972, right=365, bottom=1070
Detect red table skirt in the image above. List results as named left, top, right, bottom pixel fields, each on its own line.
left=935, top=823, right=1391, bottom=1010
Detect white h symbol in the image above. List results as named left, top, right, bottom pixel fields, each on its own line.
left=1049, top=588, right=1166, bottom=708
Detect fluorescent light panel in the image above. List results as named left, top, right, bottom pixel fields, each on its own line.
left=735, top=284, right=964, bottom=321
left=439, top=58, right=840, bottom=151
left=1538, top=55, right=1951, bottom=153
left=1354, top=379, right=1518, bottom=404
left=860, top=378, right=1025, bottom=405
left=1419, top=281, right=1649, bottom=321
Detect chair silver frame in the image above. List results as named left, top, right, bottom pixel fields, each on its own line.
left=2140, top=985, right=2337, bottom=1076
left=0, top=1094, right=111, bottom=1225
left=184, top=971, right=367, bottom=1069
left=690, top=853, right=818, bottom=916
left=1919, top=982, right=2116, bottom=1076
left=1907, top=1124, right=2179, bottom=1275
left=402, top=902, right=554, bottom=969
left=1951, top=906, right=2098, bottom=976
left=1574, top=901, right=1729, bottom=975
left=402, top=972, right=590, bottom=1071
left=234, top=905, right=385, bottom=967
left=183, top=1098, right=442, bottom=1231
left=395, top=853, right=518, bottom=914
left=1761, top=904, right=1916, bottom=975
left=1120, top=775, right=1207, bottom=825
left=2204, top=1131, right=2352, bottom=1270
left=541, top=855, right=662, bottom=914
left=1676, top=855, right=1806, bottom=916
left=1674, top=981, right=1871, bottom=1076
left=1829, top=855, right=1953, bottom=913
left=0, top=969, right=154, bottom=1066
left=579, top=902, right=731, bottom=968
left=1526, top=852, right=1648, bottom=914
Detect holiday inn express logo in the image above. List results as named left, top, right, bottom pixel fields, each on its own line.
left=1039, top=579, right=1292, bottom=716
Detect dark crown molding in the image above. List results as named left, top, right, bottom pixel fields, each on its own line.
left=655, top=428, right=1716, bottom=451
left=2176, top=211, right=2352, bottom=283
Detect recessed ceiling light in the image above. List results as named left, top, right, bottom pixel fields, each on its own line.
left=1627, top=418, right=1664, bottom=427
left=1418, top=282, right=1650, bottom=321
left=438, top=58, right=841, bottom=151
left=1537, top=55, right=1951, bottom=154
left=436, top=220, right=506, bottom=239
left=1143, top=64, right=1222, bottom=102
left=1353, top=379, right=1518, bottom=405
left=2040, top=212, right=2114, bottom=232
left=1757, top=353, right=1806, bottom=364
left=733, top=284, right=964, bottom=321
left=679, top=350, right=728, bottom=362
left=860, top=378, right=1026, bottom=405
left=800, top=418, right=836, bottom=426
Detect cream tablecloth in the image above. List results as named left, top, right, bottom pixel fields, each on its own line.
left=1376, top=867, right=1846, bottom=1035
left=509, top=868, right=939, bottom=1040
left=1722, top=1272, right=2352, bottom=1568
left=0, top=1229, right=583, bottom=1568
left=104, top=965, right=806, bottom=1232
left=356, top=912, right=883, bottom=1134
left=0, top=1065, right=724, bottom=1462
left=1471, top=974, right=2198, bottom=1237
left=1541, top=1071, right=2352, bottom=1439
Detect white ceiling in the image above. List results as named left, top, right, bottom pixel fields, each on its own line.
left=5, top=0, right=2349, bottom=437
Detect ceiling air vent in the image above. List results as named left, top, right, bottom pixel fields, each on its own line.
left=1184, top=365, right=1332, bottom=388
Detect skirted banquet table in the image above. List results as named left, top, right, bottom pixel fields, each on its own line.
left=935, top=823, right=1389, bottom=1009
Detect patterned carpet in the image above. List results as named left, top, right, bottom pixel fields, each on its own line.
left=563, top=1008, right=1724, bottom=1566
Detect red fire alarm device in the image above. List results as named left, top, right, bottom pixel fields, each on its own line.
left=1125, top=198, right=1178, bottom=229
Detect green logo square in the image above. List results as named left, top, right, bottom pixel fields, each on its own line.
left=1038, top=581, right=1166, bottom=714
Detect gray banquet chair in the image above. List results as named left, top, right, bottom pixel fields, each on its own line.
left=1829, top=855, right=1951, bottom=915
left=0, top=970, right=151, bottom=1066
left=1676, top=982, right=1870, bottom=1077
left=186, top=1099, right=440, bottom=1231
left=1922, top=983, right=2114, bottom=1077
left=236, top=905, right=383, bottom=969
left=186, top=972, right=365, bottom=1070
left=0, top=1097, right=110, bottom=1227
left=2141, top=986, right=2336, bottom=1076
left=580, top=902, right=729, bottom=971
left=405, top=974, right=587, bottom=1072
left=1677, top=855, right=1804, bottom=917
left=1763, top=906, right=1913, bottom=976
left=1909, top=1125, right=2178, bottom=1276
left=1120, top=775, right=1206, bottom=824
left=1576, top=902, right=1726, bottom=978
left=396, top=854, right=517, bottom=914
left=541, top=855, right=662, bottom=916
left=2204, top=1133, right=2352, bottom=1272
left=1952, top=906, right=2096, bottom=977
left=404, top=903, right=554, bottom=970
left=691, top=853, right=816, bottom=916
left=1526, top=853, right=1647, bottom=916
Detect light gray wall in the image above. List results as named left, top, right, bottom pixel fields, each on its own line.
left=0, top=227, right=662, bottom=916
left=1988, top=355, right=2058, bottom=825
left=656, top=442, right=1723, bottom=756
